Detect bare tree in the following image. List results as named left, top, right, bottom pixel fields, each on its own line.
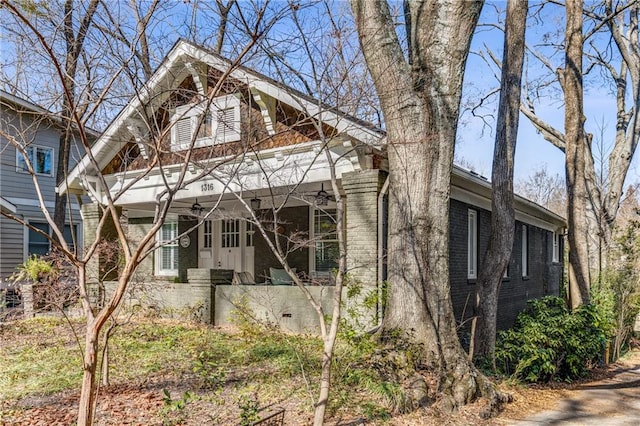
left=351, top=0, right=507, bottom=412
left=0, top=2, right=281, bottom=423
left=515, top=2, right=640, bottom=307
left=515, top=166, right=567, bottom=217
left=472, top=0, right=528, bottom=364
left=52, top=0, right=101, bottom=236
left=562, top=0, right=591, bottom=308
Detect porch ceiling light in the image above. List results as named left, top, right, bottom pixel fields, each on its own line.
left=315, top=184, right=329, bottom=207
left=190, top=198, right=204, bottom=216
left=250, top=197, right=262, bottom=210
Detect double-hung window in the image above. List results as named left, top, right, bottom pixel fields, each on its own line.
left=156, top=221, right=178, bottom=276
left=467, top=209, right=478, bottom=279
left=27, top=222, right=77, bottom=257
left=313, top=208, right=339, bottom=274
left=16, top=145, right=54, bottom=176
left=552, top=232, right=560, bottom=263
left=522, top=225, right=529, bottom=277
left=171, top=94, right=240, bottom=151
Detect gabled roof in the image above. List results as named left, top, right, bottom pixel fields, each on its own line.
left=0, top=90, right=51, bottom=115
left=0, top=90, right=101, bottom=139
left=59, top=39, right=386, bottom=195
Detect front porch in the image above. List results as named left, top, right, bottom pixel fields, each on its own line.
left=84, top=169, right=388, bottom=333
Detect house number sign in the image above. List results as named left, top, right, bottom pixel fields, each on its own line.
left=201, top=182, right=216, bottom=192
left=179, top=235, right=191, bottom=248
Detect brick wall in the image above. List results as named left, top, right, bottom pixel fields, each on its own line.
left=449, top=199, right=563, bottom=333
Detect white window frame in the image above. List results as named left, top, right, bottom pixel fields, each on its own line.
left=23, top=220, right=79, bottom=259
left=552, top=231, right=560, bottom=263
left=522, top=225, right=529, bottom=277
left=467, top=209, right=478, bottom=279
left=16, top=145, right=54, bottom=176
left=309, top=206, right=339, bottom=276
left=170, top=94, right=241, bottom=152
left=155, top=220, right=179, bottom=276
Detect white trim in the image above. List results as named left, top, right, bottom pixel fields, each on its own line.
left=522, top=225, right=529, bottom=277
left=4, top=197, right=82, bottom=211
left=0, top=196, right=17, bottom=213
left=451, top=184, right=564, bottom=233
left=310, top=205, right=339, bottom=276
left=155, top=220, right=179, bottom=276
left=170, top=94, right=241, bottom=152
left=59, top=40, right=384, bottom=195
left=16, top=145, right=55, bottom=177
left=552, top=232, right=560, bottom=263
left=467, top=209, right=478, bottom=279
left=102, top=140, right=361, bottom=206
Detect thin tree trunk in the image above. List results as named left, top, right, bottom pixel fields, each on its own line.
left=77, top=322, right=100, bottom=426
left=473, top=0, right=527, bottom=363
left=562, top=0, right=591, bottom=308
left=53, top=0, right=100, bottom=233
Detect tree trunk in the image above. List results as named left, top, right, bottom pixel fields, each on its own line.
left=562, top=0, right=591, bottom=309
left=351, top=0, right=508, bottom=412
left=77, top=321, right=100, bottom=426
left=53, top=0, right=100, bottom=234
left=473, top=0, right=527, bottom=363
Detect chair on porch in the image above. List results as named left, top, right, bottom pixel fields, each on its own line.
left=269, top=268, right=296, bottom=285
left=233, top=271, right=256, bottom=285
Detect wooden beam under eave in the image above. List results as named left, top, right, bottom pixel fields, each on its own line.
left=250, top=87, right=277, bottom=136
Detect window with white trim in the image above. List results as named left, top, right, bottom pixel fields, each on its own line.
left=170, top=94, right=240, bottom=151
left=467, top=209, right=478, bottom=279
left=203, top=220, right=213, bottom=249
left=156, top=221, right=178, bottom=276
left=17, top=145, right=54, bottom=176
left=522, top=225, right=529, bottom=277
left=313, top=208, right=339, bottom=274
left=221, top=219, right=240, bottom=248
left=245, top=220, right=254, bottom=247
left=552, top=231, right=560, bottom=263
left=27, top=222, right=77, bottom=257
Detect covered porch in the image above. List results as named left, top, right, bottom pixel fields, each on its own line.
left=83, top=168, right=388, bottom=333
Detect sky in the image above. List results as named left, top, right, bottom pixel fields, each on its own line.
left=1, top=1, right=637, bottom=188
left=456, top=2, right=640, bottom=187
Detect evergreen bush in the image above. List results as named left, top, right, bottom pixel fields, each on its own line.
left=495, top=296, right=606, bottom=382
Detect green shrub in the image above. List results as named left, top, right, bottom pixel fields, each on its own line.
left=496, top=296, right=606, bottom=382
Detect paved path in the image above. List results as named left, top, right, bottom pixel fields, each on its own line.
left=514, top=360, right=640, bottom=425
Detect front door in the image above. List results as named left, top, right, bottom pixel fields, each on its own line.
left=198, top=218, right=254, bottom=276
left=198, top=219, right=215, bottom=268
left=218, top=219, right=242, bottom=271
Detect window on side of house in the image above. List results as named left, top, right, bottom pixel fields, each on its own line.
left=28, top=222, right=50, bottom=256
left=313, top=208, right=339, bottom=275
left=16, top=145, right=54, bottom=176
left=170, top=94, right=240, bottom=151
left=156, top=221, right=178, bottom=276
left=522, top=224, right=529, bottom=277
left=552, top=231, right=560, bottom=263
left=27, top=222, right=77, bottom=256
left=467, top=209, right=478, bottom=280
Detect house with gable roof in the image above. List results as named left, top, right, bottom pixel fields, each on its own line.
left=1, top=90, right=96, bottom=310
left=58, top=40, right=565, bottom=333
left=0, top=91, right=93, bottom=276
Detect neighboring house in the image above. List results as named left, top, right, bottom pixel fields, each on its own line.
left=59, top=40, right=565, bottom=333
left=0, top=91, right=90, bottom=282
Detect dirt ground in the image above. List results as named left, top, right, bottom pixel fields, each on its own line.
left=2, top=349, right=640, bottom=425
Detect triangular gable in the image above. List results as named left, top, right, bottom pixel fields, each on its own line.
left=59, top=39, right=385, bottom=195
